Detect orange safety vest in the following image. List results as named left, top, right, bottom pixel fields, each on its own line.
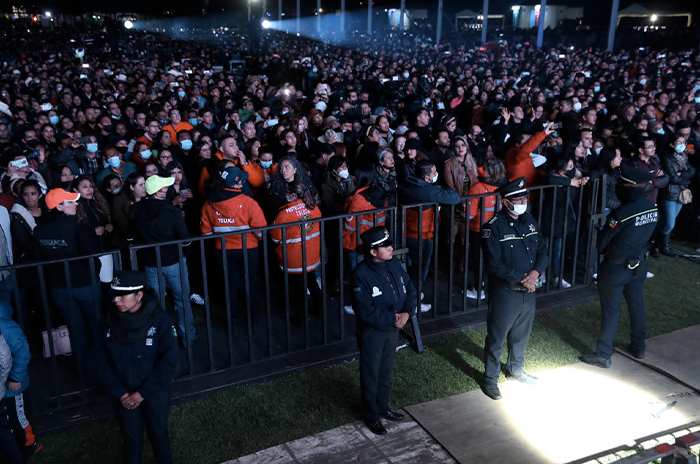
left=200, top=189, right=267, bottom=249
left=405, top=205, right=436, bottom=240
left=243, top=162, right=277, bottom=202
left=270, top=199, right=322, bottom=274
left=343, top=187, right=387, bottom=250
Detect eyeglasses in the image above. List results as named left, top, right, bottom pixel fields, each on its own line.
left=170, top=112, right=180, bottom=117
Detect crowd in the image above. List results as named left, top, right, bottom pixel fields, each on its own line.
left=0, top=21, right=699, bottom=461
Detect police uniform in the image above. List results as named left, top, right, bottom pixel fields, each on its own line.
left=352, top=227, right=416, bottom=435
left=94, top=271, right=179, bottom=464
left=581, top=165, right=658, bottom=368
left=480, top=178, right=548, bottom=400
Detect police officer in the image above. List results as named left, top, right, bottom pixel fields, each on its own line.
left=352, top=227, right=416, bottom=435
left=94, top=270, right=179, bottom=464
left=580, top=164, right=658, bottom=369
left=480, top=177, right=548, bottom=400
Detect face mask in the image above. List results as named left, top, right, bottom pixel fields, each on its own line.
left=403, top=72, right=410, bottom=79
left=599, top=97, right=607, bottom=102
left=188, top=118, right=198, bottom=126
left=312, top=67, right=318, bottom=73
left=639, top=78, right=647, bottom=85
left=573, top=102, right=582, bottom=113
left=110, top=114, right=120, bottom=120
left=102, top=125, right=112, bottom=132
left=117, top=146, right=128, bottom=155
left=140, top=149, right=152, bottom=159
left=693, top=84, right=700, bottom=94
left=86, top=142, right=99, bottom=153
left=56, top=85, right=63, bottom=92
left=178, top=90, right=186, bottom=98
left=159, top=118, right=168, bottom=125
left=180, top=139, right=193, bottom=150
left=431, top=174, right=438, bottom=184
left=281, top=110, right=288, bottom=115
left=260, top=160, right=273, bottom=169
left=338, top=169, right=349, bottom=179
left=595, top=146, right=603, bottom=155
left=507, top=201, right=527, bottom=216
left=695, top=97, right=700, bottom=104
left=49, top=115, right=59, bottom=125
left=657, top=128, right=665, bottom=136
left=594, top=86, right=600, bottom=93
left=108, top=156, right=121, bottom=168
left=112, top=187, right=122, bottom=195
left=565, top=168, right=576, bottom=179
left=675, top=143, right=686, bottom=154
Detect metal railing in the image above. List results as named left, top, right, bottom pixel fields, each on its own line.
left=4, top=178, right=605, bottom=429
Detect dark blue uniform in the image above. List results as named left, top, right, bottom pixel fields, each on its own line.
left=481, top=208, right=548, bottom=386
left=595, top=196, right=658, bottom=360
left=95, top=293, right=178, bottom=464
left=352, top=257, right=416, bottom=423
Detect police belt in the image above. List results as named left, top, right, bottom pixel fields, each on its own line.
left=604, top=256, right=645, bottom=270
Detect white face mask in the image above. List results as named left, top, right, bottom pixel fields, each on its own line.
left=338, top=169, right=349, bottom=179
left=507, top=200, right=527, bottom=216
left=431, top=174, right=438, bottom=184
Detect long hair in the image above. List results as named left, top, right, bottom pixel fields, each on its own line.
left=269, top=155, right=315, bottom=199
left=71, top=175, right=111, bottom=224
left=165, top=160, right=190, bottom=190
left=481, top=156, right=506, bottom=184
left=287, top=179, right=317, bottom=210
left=123, top=172, right=145, bottom=203
left=352, top=163, right=377, bottom=193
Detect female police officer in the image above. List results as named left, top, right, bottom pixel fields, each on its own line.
left=95, top=270, right=179, bottom=464
left=352, top=226, right=416, bottom=435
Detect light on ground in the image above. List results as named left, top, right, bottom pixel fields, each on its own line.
left=262, top=20, right=271, bottom=29
left=124, top=20, right=134, bottom=30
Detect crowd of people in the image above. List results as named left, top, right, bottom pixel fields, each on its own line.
left=0, top=20, right=700, bottom=461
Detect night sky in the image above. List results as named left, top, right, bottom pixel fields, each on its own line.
left=4, top=0, right=699, bottom=22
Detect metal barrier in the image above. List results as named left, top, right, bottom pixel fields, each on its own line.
left=4, top=178, right=605, bottom=429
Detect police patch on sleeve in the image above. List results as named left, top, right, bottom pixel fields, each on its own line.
left=482, top=229, right=491, bottom=238
left=171, top=326, right=177, bottom=337
left=608, top=218, right=618, bottom=229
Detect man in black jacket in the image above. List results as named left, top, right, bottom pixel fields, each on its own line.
left=352, top=227, right=416, bottom=436
left=131, top=176, right=195, bottom=347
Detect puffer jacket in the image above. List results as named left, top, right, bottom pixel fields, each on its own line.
left=661, top=151, right=696, bottom=202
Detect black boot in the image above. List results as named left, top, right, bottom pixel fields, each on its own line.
left=660, top=234, right=676, bottom=257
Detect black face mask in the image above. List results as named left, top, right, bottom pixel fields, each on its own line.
left=117, top=146, right=128, bottom=154
left=565, top=168, right=576, bottom=179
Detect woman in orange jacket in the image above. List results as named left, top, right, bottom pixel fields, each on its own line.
left=201, top=164, right=266, bottom=320
left=271, top=180, right=323, bottom=320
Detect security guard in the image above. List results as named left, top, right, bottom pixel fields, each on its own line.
left=94, top=270, right=179, bottom=464
left=580, top=164, right=658, bottom=369
left=352, top=227, right=416, bottom=435
left=480, top=177, right=548, bottom=400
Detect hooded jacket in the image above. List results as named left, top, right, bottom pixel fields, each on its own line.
left=398, top=176, right=461, bottom=240
left=0, top=312, right=29, bottom=398
left=130, top=197, right=190, bottom=267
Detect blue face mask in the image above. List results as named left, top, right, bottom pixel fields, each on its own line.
left=188, top=118, right=198, bottom=126
left=178, top=90, right=186, bottom=99
left=49, top=115, right=59, bottom=125
left=675, top=143, right=687, bottom=154
left=180, top=139, right=193, bottom=150
left=260, top=160, right=273, bottom=169
left=657, top=128, right=666, bottom=136
left=108, top=156, right=121, bottom=168
left=87, top=143, right=99, bottom=153
left=594, top=86, right=600, bottom=93
left=140, top=149, right=152, bottom=159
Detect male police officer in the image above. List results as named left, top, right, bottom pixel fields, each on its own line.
left=480, top=177, right=548, bottom=400
left=580, top=164, right=658, bottom=368
left=352, top=227, right=416, bottom=435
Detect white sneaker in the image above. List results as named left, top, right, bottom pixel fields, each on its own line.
left=190, top=293, right=205, bottom=305
left=420, top=303, right=432, bottom=312
left=592, top=272, right=598, bottom=280
left=554, top=278, right=571, bottom=289
left=646, top=271, right=654, bottom=278
left=343, top=305, right=355, bottom=315
left=465, top=289, right=486, bottom=300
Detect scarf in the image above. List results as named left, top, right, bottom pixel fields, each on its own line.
left=106, top=294, right=158, bottom=344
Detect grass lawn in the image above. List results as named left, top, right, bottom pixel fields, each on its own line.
left=33, top=251, right=700, bottom=464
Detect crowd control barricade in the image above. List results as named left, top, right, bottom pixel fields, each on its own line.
left=10, top=178, right=605, bottom=430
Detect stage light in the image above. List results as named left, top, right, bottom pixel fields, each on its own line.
left=651, top=14, right=658, bottom=22
left=124, top=20, right=134, bottom=30
left=44, top=11, right=52, bottom=18
left=262, top=20, right=271, bottom=29
left=512, top=6, right=520, bottom=11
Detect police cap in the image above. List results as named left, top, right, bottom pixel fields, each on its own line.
left=496, top=177, right=529, bottom=199
left=619, top=162, right=654, bottom=185
left=110, top=270, right=147, bottom=296
left=361, top=227, right=393, bottom=251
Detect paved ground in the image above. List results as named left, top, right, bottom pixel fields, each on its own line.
left=223, top=416, right=456, bottom=464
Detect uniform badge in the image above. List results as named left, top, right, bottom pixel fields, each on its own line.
left=171, top=326, right=177, bottom=337
left=482, top=229, right=491, bottom=238
left=146, top=338, right=153, bottom=346
left=371, top=286, right=383, bottom=297
left=518, top=179, right=525, bottom=188
left=608, top=218, right=618, bottom=229
left=529, top=224, right=536, bottom=233
left=147, top=326, right=156, bottom=337
left=106, top=329, right=111, bottom=338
